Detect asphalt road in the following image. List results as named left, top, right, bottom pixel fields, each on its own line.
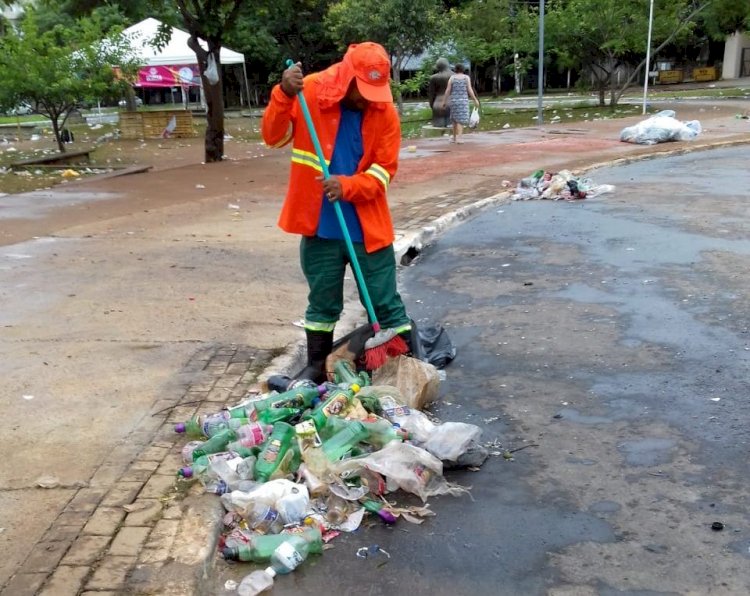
left=215, top=146, right=750, bottom=595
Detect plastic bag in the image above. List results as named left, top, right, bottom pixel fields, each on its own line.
left=205, top=53, right=220, bottom=86
left=469, top=107, right=480, bottom=129
left=329, top=441, right=470, bottom=501
left=417, top=324, right=456, bottom=369
left=423, top=422, right=483, bottom=462
left=371, top=355, right=440, bottom=410
left=620, top=110, right=701, bottom=145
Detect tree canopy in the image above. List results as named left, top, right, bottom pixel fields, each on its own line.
left=0, top=8, right=140, bottom=152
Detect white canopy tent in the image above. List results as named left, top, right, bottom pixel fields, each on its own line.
left=122, top=17, right=249, bottom=107
left=123, top=17, right=245, bottom=66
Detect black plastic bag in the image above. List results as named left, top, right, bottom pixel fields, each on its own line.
left=417, top=324, right=456, bottom=369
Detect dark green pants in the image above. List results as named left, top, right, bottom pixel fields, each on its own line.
left=300, top=236, right=410, bottom=332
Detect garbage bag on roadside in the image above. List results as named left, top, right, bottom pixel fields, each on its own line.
left=417, top=324, right=456, bottom=369
left=620, top=110, right=701, bottom=145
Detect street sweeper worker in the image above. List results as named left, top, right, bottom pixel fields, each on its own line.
left=262, top=41, right=412, bottom=382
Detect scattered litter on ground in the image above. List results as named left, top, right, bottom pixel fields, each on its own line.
left=36, top=475, right=60, bottom=489
left=620, top=110, right=701, bottom=145
left=173, top=357, right=486, bottom=592
left=511, top=169, right=616, bottom=201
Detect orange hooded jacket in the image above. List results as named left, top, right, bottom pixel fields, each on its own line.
left=261, top=60, right=401, bottom=254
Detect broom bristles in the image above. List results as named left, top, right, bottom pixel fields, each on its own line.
left=364, top=334, right=409, bottom=370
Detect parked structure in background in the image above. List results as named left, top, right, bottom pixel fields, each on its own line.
left=722, top=31, right=750, bottom=79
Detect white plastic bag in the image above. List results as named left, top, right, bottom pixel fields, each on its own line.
left=329, top=441, right=470, bottom=501
left=469, top=106, right=480, bottom=129
left=423, top=422, right=482, bottom=462
left=619, top=110, right=701, bottom=145
left=205, top=53, right=220, bottom=86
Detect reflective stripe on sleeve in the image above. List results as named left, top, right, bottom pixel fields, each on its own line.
left=364, top=163, right=390, bottom=189
left=292, top=148, right=328, bottom=173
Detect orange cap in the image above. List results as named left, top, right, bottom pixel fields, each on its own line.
left=344, top=42, right=393, bottom=103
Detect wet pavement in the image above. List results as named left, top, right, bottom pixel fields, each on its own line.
left=214, top=146, right=750, bottom=594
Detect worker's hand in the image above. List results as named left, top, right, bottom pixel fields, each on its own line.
left=281, top=62, right=303, bottom=97
left=320, top=176, right=343, bottom=202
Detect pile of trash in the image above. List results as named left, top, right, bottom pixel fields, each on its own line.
left=511, top=169, right=616, bottom=201
left=620, top=109, right=701, bottom=145
left=174, top=359, right=485, bottom=595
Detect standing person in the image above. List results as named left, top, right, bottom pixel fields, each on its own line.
left=261, top=42, right=412, bottom=383
left=442, top=63, right=480, bottom=144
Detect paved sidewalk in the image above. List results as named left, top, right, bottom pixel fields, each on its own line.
left=2, top=98, right=749, bottom=596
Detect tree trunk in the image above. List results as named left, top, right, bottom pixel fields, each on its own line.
left=493, top=58, right=500, bottom=96
left=203, top=56, right=225, bottom=163
left=50, top=114, right=64, bottom=153
left=514, top=53, right=522, bottom=94
left=189, top=36, right=224, bottom=163
left=392, top=54, right=404, bottom=115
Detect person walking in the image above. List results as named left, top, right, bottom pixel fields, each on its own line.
left=442, top=63, right=480, bottom=144
left=261, top=42, right=412, bottom=382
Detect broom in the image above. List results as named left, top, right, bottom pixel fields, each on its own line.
left=286, top=59, right=409, bottom=370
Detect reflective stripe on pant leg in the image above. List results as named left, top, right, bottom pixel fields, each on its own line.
left=352, top=243, right=411, bottom=330
left=300, top=236, right=346, bottom=327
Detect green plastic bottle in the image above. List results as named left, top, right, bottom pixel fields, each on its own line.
left=321, top=416, right=408, bottom=448
left=253, top=404, right=302, bottom=425
left=221, top=526, right=323, bottom=562
left=304, top=384, right=360, bottom=432
left=190, top=428, right=238, bottom=460
left=322, top=420, right=368, bottom=460
left=254, top=422, right=296, bottom=482
left=231, top=386, right=323, bottom=421
left=332, top=360, right=371, bottom=388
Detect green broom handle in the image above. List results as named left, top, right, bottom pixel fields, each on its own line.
left=285, top=59, right=380, bottom=331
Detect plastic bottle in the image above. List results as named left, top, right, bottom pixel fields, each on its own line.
left=265, top=375, right=320, bottom=393
left=324, top=494, right=350, bottom=526
left=237, top=569, right=275, bottom=596
left=362, top=499, right=397, bottom=524
left=179, top=452, right=256, bottom=493
left=322, top=420, right=368, bottom=461
left=253, top=405, right=303, bottom=426
left=181, top=440, right=204, bottom=462
left=240, top=386, right=324, bottom=421
left=254, top=422, right=296, bottom=482
left=222, top=526, right=322, bottom=562
left=234, top=529, right=325, bottom=596
left=235, top=422, right=273, bottom=446
left=378, top=394, right=435, bottom=443
left=174, top=411, right=248, bottom=437
left=252, top=400, right=302, bottom=424
left=304, top=384, right=360, bottom=432
left=190, top=428, right=238, bottom=460
left=332, top=360, right=371, bottom=388
left=244, top=500, right=285, bottom=534
left=321, top=416, right=408, bottom=448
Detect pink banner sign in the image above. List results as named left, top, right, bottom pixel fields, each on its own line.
left=136, top=65, right=200, bottom=88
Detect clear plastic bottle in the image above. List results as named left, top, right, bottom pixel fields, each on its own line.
left=237, top=569, right=275, bottom=596
left=378, top=394, right=435, bottom=443
left=244, top=500, right=284, bottom=535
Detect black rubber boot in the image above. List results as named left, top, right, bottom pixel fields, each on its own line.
left=296, top=330, right=334, bottom=384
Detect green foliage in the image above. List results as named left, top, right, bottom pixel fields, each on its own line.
left=700, top=0, right=750, bottom=40
left=0, top=9, right=140, bottom=150
left=545, top=0, right=703, bottom=105
left=325, top=0, right=443, bottom=64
